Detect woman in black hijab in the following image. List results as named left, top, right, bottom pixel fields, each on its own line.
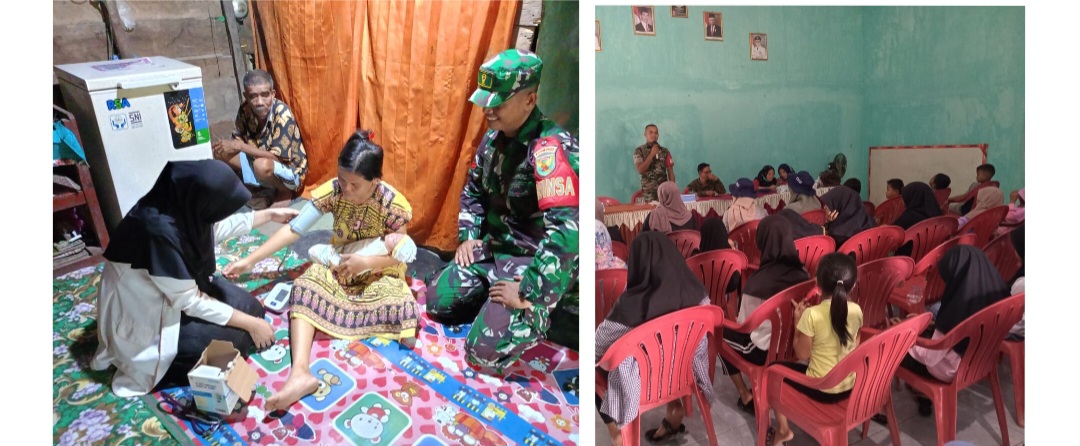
left=821, top=186, right=877, bottom=248
left=754, top=164, right=778, bottom=190
left=777, top=209, right=826, bottom=239
left=596, top=232, right=712, bottom=444
left=722, top=214, right=811, bottom=413
left=892, top=182, right=944, bottom=256
left=899, top=245, right=1010, bottom=414
left=91, top=160, right=293, bottom=395
left=693, top=217, right=742, bottom=294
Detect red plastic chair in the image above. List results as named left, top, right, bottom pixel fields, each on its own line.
left=598, top=196, right=622, bottom=206
left=1000, top=339, right=1024, bottom=427
left=717, top=280, right=818, bottom=424
left=959, top=205, right=1009, bottom=248
left=982, top=229, right=1022, bottom=284
left=934, top=188, right=952, bottom=214
left=667, top=230, right=702, bottom=259
left=757, top=314, right=932, bottom=446
left=862, top=201, right=876, bottom=216
left=902, top=216, right=959, bottom=263
left=894, top=293, right=1024, bottom=446
left=611, top=241, right=630, bottom=263
left=793, top=235, right=835, bottom=277
left=686, top=249, right=747, bottom=321
left=729, top=219, right=763, bottom=270
left=631, top=189, right=644, bottom=204
left=849, top=257, right=914, bottom=336
left=597, top=306, right=725, bottom=446
left=595, top=268, right=628, bottom=328
left=888, top=233, right=976, bottom=315
left=836, top=225, right=905, bottom=266
left=800, top=209, right=827, bottom=226
left=873, top=195, right=904, bottom=226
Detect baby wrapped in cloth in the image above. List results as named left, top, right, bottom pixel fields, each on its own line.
left=308, top=233, right=417, bottom=273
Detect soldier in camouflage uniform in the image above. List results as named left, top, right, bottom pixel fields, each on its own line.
left=633, top=124, right=675, bottom=202
left=426, top=49, right=580, bottom=372
left=685, top=162, right=726, bottom=197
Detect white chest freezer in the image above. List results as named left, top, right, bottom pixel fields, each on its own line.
left=55, top=56, right=214, bottom=230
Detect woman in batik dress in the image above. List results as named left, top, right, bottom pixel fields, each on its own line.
left=224, top=130, right=416, bottom=411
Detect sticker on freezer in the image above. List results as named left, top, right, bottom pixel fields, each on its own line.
left=106, top=98, right=131, bottom=111
left=163, top=90, right=197, bottom=149
left=110, top=114, right=128, bottom=131
left=128, top=111, right=143, bottom=129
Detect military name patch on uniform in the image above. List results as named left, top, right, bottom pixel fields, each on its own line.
left=537, top=176, right=576, bottom=199
left=534, top=145, right=558, bottom=178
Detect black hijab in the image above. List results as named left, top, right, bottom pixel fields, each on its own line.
left=777, top=209, right=825, bottom=239
left=743, top=215, right=810, bottom=298
left=104, top=160, right=251, bottom=291
left=698, top=217, right=732, bottom=252
left=1010, top=224, right=1025, bottom=283
left=934, top=245, right=1011, bottom=336
left=605, top=231, right=708, bottom=328
left=756, top=165, right=777, bottom=187
left=821, top=186, right=876, bottom=241
left=892, top=182, right=942, bottom=230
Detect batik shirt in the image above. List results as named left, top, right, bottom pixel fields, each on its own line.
left=686, top=178, right=726, bottom=196
left=632, top=144, right=672, bottom=202
left=232, top=98, right=308, bottom=185
left=459, top=108, right=580, bottom=334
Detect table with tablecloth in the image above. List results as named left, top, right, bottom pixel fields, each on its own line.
left=603, top=187, right=835, bottom=244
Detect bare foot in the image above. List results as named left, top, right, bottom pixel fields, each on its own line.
left=265, top=371, right=319, bottom=412
left=772, top=429, right=794, bottom=446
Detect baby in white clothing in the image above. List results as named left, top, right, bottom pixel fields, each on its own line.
left=308, top=232, right=417, bottom=274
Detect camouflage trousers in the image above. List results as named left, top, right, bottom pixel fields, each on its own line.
left=426, top=255, right=577, bottom=371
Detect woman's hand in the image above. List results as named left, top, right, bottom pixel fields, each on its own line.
left=455, top=239, right=483, bottom=267
left=245, top=315, right=275, bottom=350
left=824, top=206, right=839, bottom=223
left=222, top=258, right=254, bottom=280
left=335, top=253, right=369, bottom=280
left=267, top=208, right=300, bottom=223
left=490, top=276, right=533, bottom=310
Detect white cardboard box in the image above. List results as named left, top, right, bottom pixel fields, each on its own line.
left=187, top=340, right=258, bottom=416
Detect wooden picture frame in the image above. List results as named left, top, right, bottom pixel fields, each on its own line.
left=632, top=5, right=656, bottom=36
left=750, top=33, right=768, bottom=60
left=596, top=20, right=602, bottom=52
left=703, top=11, right=723, bottom=41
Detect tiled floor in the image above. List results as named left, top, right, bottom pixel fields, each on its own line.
left=596, top=362, right=1023, bottom=446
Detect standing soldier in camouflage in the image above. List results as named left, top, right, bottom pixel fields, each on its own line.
left=426, top=49, right=580, bottom=372
left=633, top=124, right=675, bottom=202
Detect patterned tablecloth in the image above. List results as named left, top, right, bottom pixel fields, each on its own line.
left=603, top=187, right=834, bottom=244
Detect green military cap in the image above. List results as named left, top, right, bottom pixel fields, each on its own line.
left=469, top=49, right=543, bottom=108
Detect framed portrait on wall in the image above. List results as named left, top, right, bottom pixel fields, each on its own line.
left=703, top=11, right=723, bottom=41
left=596, top=20, right=602, bottom=52
left=671, top=6, right=688, bottom=18
left=632, top=6, right=655, bottom=36
left=750, top=33, right=768, bottom=60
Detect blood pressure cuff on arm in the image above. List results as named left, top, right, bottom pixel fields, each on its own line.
left=533, top=136, right=578, bottom=210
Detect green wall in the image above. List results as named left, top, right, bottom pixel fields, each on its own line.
left=595, top=6, right=1024, bottom=201
left=536, top=0, right=579, bottom=136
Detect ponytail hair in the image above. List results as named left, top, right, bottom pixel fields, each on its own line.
left=338, top=129, right=383, bottom=181
left=815, top=252, right=858, bottom=346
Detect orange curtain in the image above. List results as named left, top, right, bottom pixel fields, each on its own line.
left=251, top=0, right=520, bottom=250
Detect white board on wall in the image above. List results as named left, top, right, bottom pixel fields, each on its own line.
left=867, top=145, right=987, bottom=205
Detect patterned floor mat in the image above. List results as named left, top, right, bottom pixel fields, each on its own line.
left=53, top=230, right=580, bottom=446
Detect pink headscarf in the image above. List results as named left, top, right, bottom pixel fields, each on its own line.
left=648, top=182, right=693, bottom=233
left=596, top=219, right=627, bottom=269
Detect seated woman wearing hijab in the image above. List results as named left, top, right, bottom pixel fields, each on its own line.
left=783, top=171, right=824, bottom=215
left=597, top=232, right=714, bottom=445
left=92, top=160, right=293, bottom=396
left=596, top=219, right=627, bottom=270
left=753, top=165, right=779, bottom=191
left=224, top=130, right=419, bottom=411
left=692, top=217, right=742, bottom=293
left=597, top=198, right=625, bottom=244
left=820, top=186, right=877, bottom=248
left=776, top=164, right=794, bottom=186
left=1007, top=225, right=1024, bottom=341
left=642, top=181, right=698, bottom=233
left=996, top=188, right=1025, bottom=237
left=892, top=182, right=943, bottom=256
left=723, top=178, right=768, bottom=233
left=956, top=186, right=1004, bottom=229
left=722, top=215, right=810, bottom=414
left=896, top=245, right=1011, bottom=416
left=776, top=209, right=826, bottom=239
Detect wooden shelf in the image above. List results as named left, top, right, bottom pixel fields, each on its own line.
left=54, top=247, right=105, bottom=277
left=53, top=190, right=86, bottom=211
left=53, top=160, right=110, bottom=277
